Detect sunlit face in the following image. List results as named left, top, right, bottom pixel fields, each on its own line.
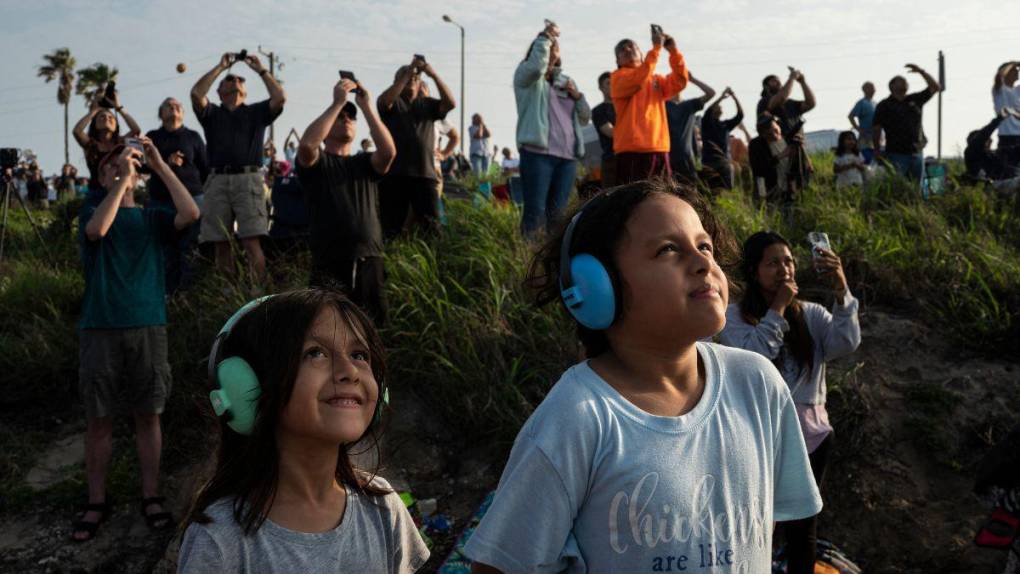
left=93, top=109, right=116, bottom=133
left=609, top=194, right=728, bottom=345
left=159, top=98, right=184, bottom=124
left=615, top=41, right=642, bottom=68
left=98, top=156, right=138, bottom=203
left=217, top=75, right=247, bottom=104
left=755, top=243, right=796, bottom=298
left=280, top=306, right=380, bottom=446
left=326, top=111, right=356, bottom=145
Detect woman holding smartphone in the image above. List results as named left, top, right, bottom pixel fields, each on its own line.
left=73, top=86, right=142, bottom=188
left=719, top=230, right=861, bottom=574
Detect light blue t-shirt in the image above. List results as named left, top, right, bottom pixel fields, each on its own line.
left=850, top=98, right=875, bottom=131
left=463, top=342, right=821, bottom=574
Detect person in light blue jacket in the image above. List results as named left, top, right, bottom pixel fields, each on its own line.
left=514, top=20, right=591, bottom=238
left=719, top=230, right=861, bottom=574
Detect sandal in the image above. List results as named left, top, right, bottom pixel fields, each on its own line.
left=140, top=496, right=174, bottom=530
left=71, top=501, right=112, bottom=543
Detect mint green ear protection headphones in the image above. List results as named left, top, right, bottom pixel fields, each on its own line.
left=207, top=295, right=388, bottom=436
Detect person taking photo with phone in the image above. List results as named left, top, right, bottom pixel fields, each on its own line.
left=190, top=51, right=286, bottom=283
left=719, top=231, right=861, bottom=574
left=295, top=75, right=396, bottom=325
left=377, top=54, right=456, bottom=238
left=72, top=139, right=200, bottom=543
left=73, top=85, right=142, bottom=188
left=610, top=23, right=689, bottom=184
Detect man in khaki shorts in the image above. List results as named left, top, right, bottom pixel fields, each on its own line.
left=190, top=51, right=286, bottom=280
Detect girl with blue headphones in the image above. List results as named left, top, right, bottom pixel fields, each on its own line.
left=465, top=179, right=823, bottom=573
left=177, top=289, right=428, bottom=572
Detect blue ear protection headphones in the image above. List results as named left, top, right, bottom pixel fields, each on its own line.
left=207, top=295, right=388, bottom=436
left=559, top=192, right=617, bottom=330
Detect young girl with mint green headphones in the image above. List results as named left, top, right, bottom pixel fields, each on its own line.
left=178, top=289, right=428, bottom=572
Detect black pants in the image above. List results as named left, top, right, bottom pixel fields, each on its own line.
left=379, top=175, right=439, bottom=239
left=309, top=256, right=387, bottom=326
left=783, top=433, right=833, bottom=574
left=999, top=135, right=1020, bottom=172
left=702, top=160, right=734, bottom=190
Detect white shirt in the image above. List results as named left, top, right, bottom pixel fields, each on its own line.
left=994, top=85, right=1020, bottom=136
left=833, top=153, right=865, bottom=187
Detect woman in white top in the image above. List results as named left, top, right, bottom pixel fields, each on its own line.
left=719, top=231, right=860, bottom=574
left=832, top=131, right=868, bottom=188
left=993, top=62, right=1020, bottom=171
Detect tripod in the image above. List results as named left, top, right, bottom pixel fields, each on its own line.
left=0, top=173, right=54, bottom=268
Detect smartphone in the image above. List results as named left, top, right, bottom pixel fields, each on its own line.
left=414, top=54, right=426, bottom=63
left=650, top=23, right=663, bottom=35
left=124, top=137, right=146, bottom=163
left=338, top=70, right=361, bottom=94
left=807, top=232, right=832, bottom=272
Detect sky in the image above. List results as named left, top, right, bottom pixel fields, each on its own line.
left=2, top=0, right=1018, bottom=174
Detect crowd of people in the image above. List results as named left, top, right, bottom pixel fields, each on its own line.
left=7, top=21, right=1012, bottom=574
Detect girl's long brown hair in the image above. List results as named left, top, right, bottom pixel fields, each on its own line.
left=182, top=290, right=389, bottom=536
left=738, top=231, right=815, bottom=375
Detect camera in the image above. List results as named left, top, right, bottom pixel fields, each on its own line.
left=338, top=70, right=361, bottom=95
left=235, top=49, right=248, bottom=62
left=98, top=81, right=117, bottom=109
left=0, top=148, right=19, bottom=170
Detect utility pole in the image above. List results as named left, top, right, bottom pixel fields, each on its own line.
left=259, top=45, right=276, bottom=150
left=937, top=50, right=945, bottom=161
left=443, top=15, right=466, bottom=156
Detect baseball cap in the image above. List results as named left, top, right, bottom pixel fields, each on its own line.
left=339, top=101, right=358, bottom=120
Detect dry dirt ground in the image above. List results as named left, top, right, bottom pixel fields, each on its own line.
left=0, top=308, right=1016, bottom=573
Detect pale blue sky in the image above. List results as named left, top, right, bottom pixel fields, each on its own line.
left=2, top=0, right=1018, bottom=173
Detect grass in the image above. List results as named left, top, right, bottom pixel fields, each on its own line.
left=0, top=155, right=1018, bottom=513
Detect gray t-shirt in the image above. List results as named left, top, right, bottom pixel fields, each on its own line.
left=177, top=477, right=429, bottom=573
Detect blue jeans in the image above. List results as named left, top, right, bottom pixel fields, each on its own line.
left=471, top=154, right=490, bottom=177
left=519, top=149, right=577, bottom=238
left=885, top=152, right=923, bottom=180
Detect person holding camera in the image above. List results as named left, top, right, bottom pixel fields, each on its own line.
left=610, top=24, right=689, bottom=185
left=871, top=64, right=942, bottom=181
left=469, top=114, right=492, bottom=176
left=72, top=138, right=200, bottom=543
left=758, top=67, right=816, bottom=193
left=377, top=54, right=456, bottom=239
left=700, top=87, right=745, bottom=190
left=73, top=89, right=142, bottom=187
left=296, top=76, right=396, bottom=324
left=190, top=51, right=286, bottom=282
left=514, top=20, right=591, bottom=237
left=719, top=231, right=860, bottom=574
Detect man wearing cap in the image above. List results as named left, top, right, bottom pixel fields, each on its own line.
left=296, top=76, right=396, bottom=323
left=190, top=52, right=286, bottom=282
left=376, top=55, right=456, bottom=238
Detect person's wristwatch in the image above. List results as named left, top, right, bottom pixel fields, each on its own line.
left=259, top=69, right=270, bottom=77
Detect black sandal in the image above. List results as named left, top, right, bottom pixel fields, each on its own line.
left=140, top=496, right=174, bottom=530
left=71, top=501, right=111, bottom=543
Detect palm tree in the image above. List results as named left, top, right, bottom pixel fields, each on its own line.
left=37, top=48, right=77, bottom=165
left=75, top=63, right=119, bottom=109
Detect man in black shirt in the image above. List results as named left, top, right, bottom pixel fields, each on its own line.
left=146, top=97, right=208, bottom=292
left=758, top=67, right=816, bottom=192
left=872, top=63, right=941, bottom=181
left=377, top=55, right=456, bottom=238
left=190, top=52, right=285, bottom=281
left=700, top=87, right=744, bottom=190
left=296, top=77, right=396, bottom=324
left=666, top=72, right=716, bottom=185
left=591, top=71, right=616, bottom=188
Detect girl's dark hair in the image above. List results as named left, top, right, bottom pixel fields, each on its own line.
left=526, top=178, right=736, bottom=358
left=835, top=130, right=858, bottom=156
left=87, top=109, right=120, bottom=143
left=738, top=231, right=814, bottom=374
left=183, top=289, right=389, bottom=536
left=761, top=74, right=779, bottom=98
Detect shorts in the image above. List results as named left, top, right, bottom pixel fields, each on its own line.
left=78, top=326, right=172, bottom=419
left=199, top=172, right=268, bottom=242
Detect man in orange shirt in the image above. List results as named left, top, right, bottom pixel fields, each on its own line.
left=611, top=25, right=689, bottom=184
